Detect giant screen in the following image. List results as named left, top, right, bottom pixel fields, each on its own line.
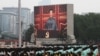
left=34, top=4, right=67, bottom=38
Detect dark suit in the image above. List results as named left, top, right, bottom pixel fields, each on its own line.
left=45, top=17, right=57, bottom=30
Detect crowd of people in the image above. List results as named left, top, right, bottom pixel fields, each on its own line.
left=0, top=44, right=99, bottom=56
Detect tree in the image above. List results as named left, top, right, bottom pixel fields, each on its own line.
left=24, top=24, right=34, bottom=42
left=74, top=13, right=100, bottom=44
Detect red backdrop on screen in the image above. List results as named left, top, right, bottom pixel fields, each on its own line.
left=34, top=4, right=67, bottom=38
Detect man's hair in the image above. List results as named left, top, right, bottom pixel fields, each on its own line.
left=49, top=9, right=53, bottom=12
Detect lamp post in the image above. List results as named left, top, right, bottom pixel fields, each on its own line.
left=18, top=0, right=22, bottom=47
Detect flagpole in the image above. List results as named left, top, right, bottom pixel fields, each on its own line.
left=18, top=0, right=22, bottom=47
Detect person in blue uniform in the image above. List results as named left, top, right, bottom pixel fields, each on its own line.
left=45, top=9, right=57, bottom=30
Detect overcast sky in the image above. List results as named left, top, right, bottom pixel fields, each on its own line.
left=0, top=0, right=100, bottom=14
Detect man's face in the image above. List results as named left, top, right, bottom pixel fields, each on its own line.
left=50, top=10, right=53, bottom=17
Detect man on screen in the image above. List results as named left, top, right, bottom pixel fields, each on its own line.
left=45, top=9, right=57, bottom=30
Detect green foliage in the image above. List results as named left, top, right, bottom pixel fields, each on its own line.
left=74, top=13, right=100, bottom=43
left=24, top=24, right=34, bottom=42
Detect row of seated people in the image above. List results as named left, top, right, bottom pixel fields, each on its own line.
left=1, top=50, right=98, bottom=56
left=0, top=45, right=99, bottom=56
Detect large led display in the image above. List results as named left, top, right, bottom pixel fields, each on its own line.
left=34, top=4, right=67, bottom=38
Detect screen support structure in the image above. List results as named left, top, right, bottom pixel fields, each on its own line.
left=18, top=0, right=22, bottom=47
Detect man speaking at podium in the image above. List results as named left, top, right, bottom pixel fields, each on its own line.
left=44, top=9, right=58, bottom=38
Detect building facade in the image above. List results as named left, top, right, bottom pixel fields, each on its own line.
left=3, top=7, right=32, bottom=31
left=0, top=11, right=17, bottom=34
